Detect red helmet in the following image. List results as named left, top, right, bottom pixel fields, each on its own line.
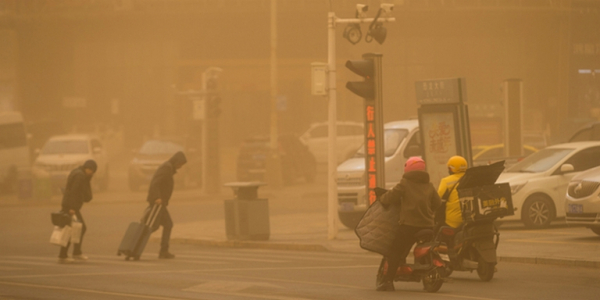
left=404, top=157, right=426, bottom=173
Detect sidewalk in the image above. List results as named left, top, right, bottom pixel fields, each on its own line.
left=164, top=187, right=600, bottom=269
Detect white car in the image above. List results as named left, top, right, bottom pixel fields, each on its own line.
left=336, top=119, right=422, bottom=228
left=34, top=134, right=109, bottom=191
left=497, top=141, right=600, bottom=228
left=564, top=166, right=600, bottom=236
left=300, top=121, right=363, bottom=164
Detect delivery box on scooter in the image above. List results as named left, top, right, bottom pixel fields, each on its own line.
left=457, top=161, right=515, bottom=223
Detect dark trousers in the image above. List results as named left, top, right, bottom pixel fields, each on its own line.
left=150, top=206, right=173, bottom=253
left=383, top=224, right=430, bottom=282
left=58, top=210, right=86, bottom=258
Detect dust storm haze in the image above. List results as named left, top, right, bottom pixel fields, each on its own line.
left=0, top=0, right=599, bottom=197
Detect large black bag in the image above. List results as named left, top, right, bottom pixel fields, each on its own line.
left=117, top=204, right=162, bottom=260
left=51, top=211, right=72, bottom=227
left=355, top=188, right=400, bottom=258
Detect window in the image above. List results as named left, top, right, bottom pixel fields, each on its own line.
left=338, top=125, right=363, bottom=136
left=570, top=128, right=591, bottom=142
left=309, top=125, right=328, bottom=138
left=42, top=140, right=89, bottom=155
left=355, top=129, right=409, bottom=158
left=403, top=131, right=422, bottom=158
left=562, top=147, right=600, bottom=173
left=507, top=148, right=573, bottom=173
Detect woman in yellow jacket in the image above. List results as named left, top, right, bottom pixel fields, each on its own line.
left=437, top=156, right=468, bottom=228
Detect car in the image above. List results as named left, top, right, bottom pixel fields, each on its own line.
left=128, top=138, right=201, bottom=191
left=471, top=144, right=538, bottom=167
left=564, top=166, right=600, bottom=236
left=336, top=119, right=422, bottom=229
left=236, top=134, right=316, bottom=184
left=497, top=141, right=600, bottom=228
left=33, top=134, right=109, bottom=192
left=300, top=121, right=364, bottom=164
left=568, top=121, right=600, bottom=142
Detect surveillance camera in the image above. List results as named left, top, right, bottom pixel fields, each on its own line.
left=356, top=4, right=369, bottom=16
left=380, top=3, right=394, bottom=14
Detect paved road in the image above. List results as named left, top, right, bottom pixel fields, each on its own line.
left=1, top=245, right=599, bottom=300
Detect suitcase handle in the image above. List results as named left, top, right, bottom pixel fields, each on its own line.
left=142, top=204, right=162, bottom=227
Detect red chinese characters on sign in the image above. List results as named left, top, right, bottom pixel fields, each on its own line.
left=365, top=104, right=378, bottom=204
left=428, top=121, right=452, bottom=153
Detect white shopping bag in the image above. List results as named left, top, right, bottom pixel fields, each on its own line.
left=70, top=216, right=82, bottom=244
left=50, top=225, right=72, bottom=247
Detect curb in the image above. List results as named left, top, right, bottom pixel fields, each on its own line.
left=165, top=238, right=600, bottom=269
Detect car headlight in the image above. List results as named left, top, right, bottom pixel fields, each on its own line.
left=510, top=182, right=527, bottom=195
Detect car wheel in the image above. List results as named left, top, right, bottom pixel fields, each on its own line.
left=521, top=195, right=554, bottom=228
left=590, top=227, right=600, bottom=236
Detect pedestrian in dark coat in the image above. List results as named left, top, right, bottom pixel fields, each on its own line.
left=146, top=151, right=187, bottom=259
left=376, top=157, right=441, bottom=291
left=58, top=160, right=97, bottom=263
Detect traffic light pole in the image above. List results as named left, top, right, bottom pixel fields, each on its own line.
left=326, top=12, right=394, bottom=240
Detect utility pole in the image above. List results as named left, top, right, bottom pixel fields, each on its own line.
left=266, top=0, right=282, bottom=188
left=324, top=7, right=395, bottom=240
left=202, top=67, right=223, bottom=195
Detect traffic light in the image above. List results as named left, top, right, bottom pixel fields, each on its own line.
left=345, top=59, right=374, bottom=99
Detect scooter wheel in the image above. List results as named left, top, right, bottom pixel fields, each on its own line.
left=422, top=268, right=444, bottom=293
left=477, top=257, right=496, bottom=282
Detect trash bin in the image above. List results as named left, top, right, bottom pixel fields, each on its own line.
left=223, top=182, right=269, bottom=241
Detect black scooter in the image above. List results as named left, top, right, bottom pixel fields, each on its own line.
left=376, top=229, right=449, bottom=293
left=436, top=220, right=499, bottom=281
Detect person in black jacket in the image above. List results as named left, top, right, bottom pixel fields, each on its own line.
left=146, top=151, right=187, bottom=259
left=376, top=157, right=441, bottom=291
left=58, top=160, right=97, bottom=264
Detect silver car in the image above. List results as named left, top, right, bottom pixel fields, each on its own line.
left=565, top=165, right=600, bottom=236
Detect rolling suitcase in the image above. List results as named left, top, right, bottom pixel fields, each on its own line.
left=117, top=204, right=162, bottom=260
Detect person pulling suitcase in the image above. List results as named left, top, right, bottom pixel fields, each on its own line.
left=146, top=151, right=187, bottom=259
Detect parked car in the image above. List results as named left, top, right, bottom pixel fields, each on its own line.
left=300, top=121, right=363, bottom=164
left=471, top=144, right=538, bottom=167
left=569, top=121, right=600, bottom=142
left=236, top=134, right=316, bottom=184
left=497, top=141, right=600, bottom=228
left=336, top=119, right=422, bottom=229
left=564, top=165, right=600, bottom=236
left=128, top=138, right=201, bottom=191
left=0, top=111, right=30, bottom=193
left=33, top=134, right=109, bottom=192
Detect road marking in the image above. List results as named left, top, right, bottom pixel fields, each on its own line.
left=176, top=254, right=286, bottom=263
left=4, top=256, right=160, bottom=267
left=177, top=250, right=354, bottom=262
left=0, top=280, right=190, bottom=300
left=0, top=266, right=27, bottom=271
left=184, top=280, right=283, bottom=293
left=505, top=239, right=600, bottom=245
left=0, top=260, right=60, bottom=267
